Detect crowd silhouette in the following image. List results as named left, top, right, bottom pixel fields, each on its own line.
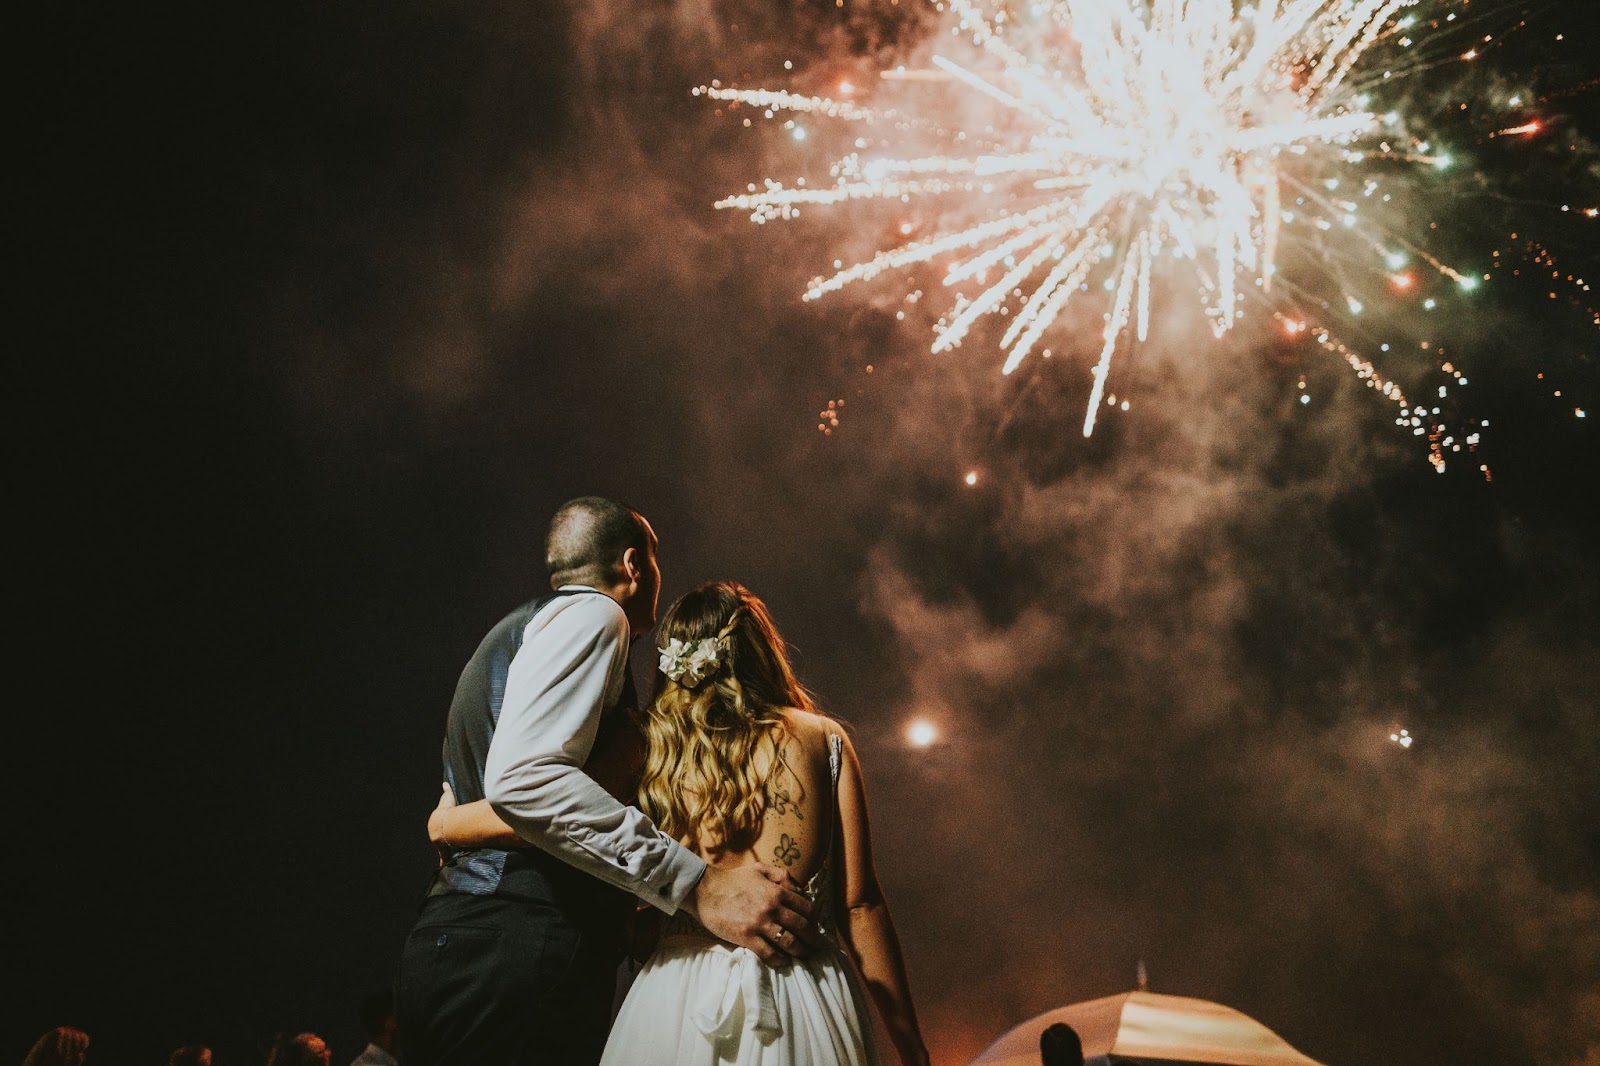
left=19, top=991, right=397, bottom=1066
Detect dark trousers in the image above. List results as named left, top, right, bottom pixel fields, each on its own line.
left=396, top=893, right=620, bottom=1066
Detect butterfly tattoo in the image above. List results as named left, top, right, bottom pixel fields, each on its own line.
left=773, top=833, right=801, bottom=867
left=766, top=784, right=804, bottom=820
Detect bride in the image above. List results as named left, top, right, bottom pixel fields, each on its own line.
left=431, top=580, right=928, bottom=1066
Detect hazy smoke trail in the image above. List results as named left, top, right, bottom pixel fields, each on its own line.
left=258, top=2, right=1599, bottom=1062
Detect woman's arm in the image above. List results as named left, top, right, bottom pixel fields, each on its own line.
left=429, top=783, right=527, bottom=851
left=833, top=732, right=930, bottom=1066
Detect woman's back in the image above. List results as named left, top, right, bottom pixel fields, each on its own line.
left=686, top=709, right=840, bottom=893
left=607, top=579, right=925, bottom=1066
left=608, top=707, right=878, bottom=1066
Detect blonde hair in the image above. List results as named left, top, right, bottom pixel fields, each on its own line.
left=640, top=581, right=816, bottom=853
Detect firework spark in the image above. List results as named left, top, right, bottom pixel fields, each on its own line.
left=703, top=0, right=1468, bottom=440
left=1279, top=313, right=1483, bottom=475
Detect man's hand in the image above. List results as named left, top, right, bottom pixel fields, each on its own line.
left=428, top=782, right=457, bottom=865
left=684, top=864, right=816, bottom=964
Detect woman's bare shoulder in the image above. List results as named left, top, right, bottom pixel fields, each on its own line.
left=775, top=707, right=838, bottom=744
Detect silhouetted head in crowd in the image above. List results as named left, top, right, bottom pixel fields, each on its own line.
left=168, top=1046, right=212, bottom=1066
left=22, top=1027, right=89, bottom=1066
left=1040, top=1021, right=1085, bottom=1066
left=267, top=1032, right=331, bottom=1066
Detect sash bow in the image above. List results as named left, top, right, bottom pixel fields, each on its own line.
left=689, top=945, right=783, bottom=1044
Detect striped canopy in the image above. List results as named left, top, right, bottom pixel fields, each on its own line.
left=967, top=991, right=1324, bottom=1066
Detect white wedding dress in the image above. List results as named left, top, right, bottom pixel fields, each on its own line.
left=598, top=734, right=880, bottom=1066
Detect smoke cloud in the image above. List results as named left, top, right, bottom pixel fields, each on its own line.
left=252, top=2, right=1598, bottom=1063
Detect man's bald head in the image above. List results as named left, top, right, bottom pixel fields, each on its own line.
left=546, top=497, right=655, bottom=589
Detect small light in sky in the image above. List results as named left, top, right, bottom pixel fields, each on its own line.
left=964, top=470, right=978, bottom=486
left=1494, top=120, right=1541, bottom=137
left=1389, top=727, right=1415, bottom=749
left=907, top=719, right=939, bottom=748
left=792, top=126, right=808, bottom=141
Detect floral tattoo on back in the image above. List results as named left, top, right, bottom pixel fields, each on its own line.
left=766, top=783, right=804, bottom=820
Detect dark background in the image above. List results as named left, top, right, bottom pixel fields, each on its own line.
left=16, top=1, right=1597, bottom=1064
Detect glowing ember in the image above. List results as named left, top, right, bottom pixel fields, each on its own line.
left=1493, top=120, right=1542, bottom=137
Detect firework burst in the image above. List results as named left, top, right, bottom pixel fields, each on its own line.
left=702, top=0, right=1475, bottom=442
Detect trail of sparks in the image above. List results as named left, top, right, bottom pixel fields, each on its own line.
left=1279, top=313, right=1484, bottom=475
left=704, top=0, right=1476, bottom=447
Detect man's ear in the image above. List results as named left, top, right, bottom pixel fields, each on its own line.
left=620, top=546, right=642, bottom=583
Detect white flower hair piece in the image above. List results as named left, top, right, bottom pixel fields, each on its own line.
left=658, top=636, right=731, bottom=689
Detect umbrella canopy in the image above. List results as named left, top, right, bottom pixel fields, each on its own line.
left=967, top=991, right=1324, bottom=1066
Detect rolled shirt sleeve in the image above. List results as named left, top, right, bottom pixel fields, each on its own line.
left=482, top=589, right=706, bottom=912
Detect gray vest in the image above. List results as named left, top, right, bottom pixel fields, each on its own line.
left=426, top=589, right=635, bottom=931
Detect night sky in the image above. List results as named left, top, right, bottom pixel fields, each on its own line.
left=18, top=1, right=1597, bottom=1065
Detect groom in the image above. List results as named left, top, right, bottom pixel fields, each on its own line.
left=396, top=497, right=814, bottom=1066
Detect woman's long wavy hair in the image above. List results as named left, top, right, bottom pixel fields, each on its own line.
left=640, top=581, right=816, bottom=854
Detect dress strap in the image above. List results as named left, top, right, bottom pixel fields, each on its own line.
left=799, top=732, right=847, bottom=901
